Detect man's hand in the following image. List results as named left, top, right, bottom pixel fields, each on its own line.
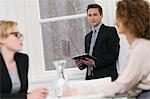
left=81, top=58, right=95, bottom=66
left=75, top=59, right=83, bottom=67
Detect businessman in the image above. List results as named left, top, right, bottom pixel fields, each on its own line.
left=76, top=4, right=120, bottom=81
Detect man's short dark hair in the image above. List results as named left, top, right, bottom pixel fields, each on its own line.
left=87, top=4, right=103, bottom=15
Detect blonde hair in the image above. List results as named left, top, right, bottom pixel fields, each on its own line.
left=0, top=20, right=17, bottom=38
left=0, top=20, right=17, bottom=50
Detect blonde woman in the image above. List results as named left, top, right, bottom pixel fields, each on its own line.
left=0, top=20, right=48, bottom=99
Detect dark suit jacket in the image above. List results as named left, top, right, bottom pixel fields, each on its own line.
left=0, top=53, right=29, bottom=99
left=85, top=24, right=120, bottom=81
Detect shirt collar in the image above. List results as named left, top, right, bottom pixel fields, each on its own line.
left=92, top=23, right=102, bottom=33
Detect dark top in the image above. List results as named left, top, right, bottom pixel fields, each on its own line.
left=0, top=53, right=29, bottom=99
left=84, top=24, right=120, bottom=81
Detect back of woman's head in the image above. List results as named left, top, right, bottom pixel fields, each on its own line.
left=116, top=0, right=150, bottom=40
left=0, top=20, right=17, bottom=38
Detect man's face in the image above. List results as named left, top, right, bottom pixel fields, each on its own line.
left=87, top=8, right=102, bottom=27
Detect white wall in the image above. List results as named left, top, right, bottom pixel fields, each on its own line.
left=0, top=0, right=87, bottom=83
left=0, top=0, right=44, bottom=82
left=95, top=0, right=117, bottom=26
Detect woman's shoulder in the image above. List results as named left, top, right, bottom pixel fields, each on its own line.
left=140, top=39, right=150, bottom=51
left=14, top=53, right=29, bottom=69
left=133, top=39, right=150, bottom=53
left=14, top=52, right=29, bottom=59
left=138, top=39, right=150, bottom=47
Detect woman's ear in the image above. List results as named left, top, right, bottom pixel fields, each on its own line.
left=0, top=37, right=5, bottom=44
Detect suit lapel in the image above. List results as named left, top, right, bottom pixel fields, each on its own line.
left=14, top=54, right=23, bottom=89
left=93, top=24, right=105, bottom=51
left=1, top=54, right=12, bottom=92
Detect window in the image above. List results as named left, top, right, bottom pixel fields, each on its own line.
left=39, top=0, right=94, bottom=71
left=35, top=0, right=124, bottom=81
left=1, top=0, right=125, bottom=82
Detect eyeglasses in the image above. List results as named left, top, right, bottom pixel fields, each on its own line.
left=10, top=32, right=23, bottom=38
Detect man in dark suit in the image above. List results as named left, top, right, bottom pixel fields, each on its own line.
left=76, top=4, right=120, bottom=81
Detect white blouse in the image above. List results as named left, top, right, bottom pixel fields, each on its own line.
left=75, top=38, right=150, bottom=96
left=8, top=66, right=21, bottom=94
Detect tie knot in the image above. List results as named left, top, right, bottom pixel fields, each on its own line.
left=93, top=29, right=96, bottom=33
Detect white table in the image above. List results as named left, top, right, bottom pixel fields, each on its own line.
left=46, top=77, right=129, bottom=99
left=47, top=93, right=129, bottom=99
